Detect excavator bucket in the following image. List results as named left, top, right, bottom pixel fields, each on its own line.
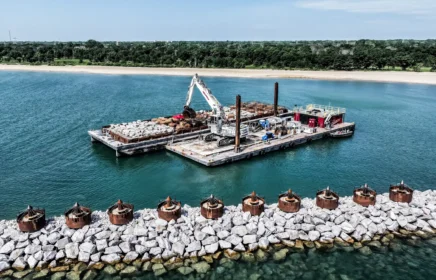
left=182, top=106, right=197, bottom=119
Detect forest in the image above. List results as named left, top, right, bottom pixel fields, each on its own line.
left=1, top=39, right=436, bottom=71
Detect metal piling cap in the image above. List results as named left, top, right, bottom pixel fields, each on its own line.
left=249, top=191, right=260, bottom=205
left=206, top=194, right=219, bottom=207
left=25, top=205, right=36, bottom=217
left=325, top=186, right=332, bottom=197
left=72, top=202, right=81, bottom=214
left=117, top=199, right=124, bottom=210
left=165, top=196, right=172, bottom=207
left=284, top=189, right=298, bottom=202
left=363, top=183, right=369, bottom=194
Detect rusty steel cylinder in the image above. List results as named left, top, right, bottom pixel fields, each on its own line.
left=65, top=202, right=92, bottom=229
left=108, top=199, right=134, bottom=225
left=242, top=191, right=265, bottom=216
left=274, top=82, right=279, bottom=116
left=200, top=195, right=224, bottom=219
left=234, top=94, right=241, bottom=153
left=353, top=184, right=377, bottom=207
left=278, top=189, right=301, bottom=213
left=316, top=186, right=339, bottom=210
left=389, top=180, right=413, bottom=203
left=157, top=196, right=182, bottom=222
left=17, top=205, right=46, bottom=232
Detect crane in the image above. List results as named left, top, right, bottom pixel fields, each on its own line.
left=182, top=74, right=249, bottom=147
left=324, top=113, right=332, bottom=129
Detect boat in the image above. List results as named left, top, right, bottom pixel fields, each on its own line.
left=329, top=129, right=354, bottom=138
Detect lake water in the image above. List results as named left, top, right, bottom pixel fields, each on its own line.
left=1, top=71, right=436, bottom=279
left=0, top=71, right=435, bottom=221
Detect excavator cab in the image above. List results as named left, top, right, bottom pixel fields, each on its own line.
left=182, top=105, right=197, bottom=119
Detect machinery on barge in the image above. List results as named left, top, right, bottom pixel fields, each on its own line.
left=183, top=74, right=249, bottom=147
left=89, top=76, right=355, bottom=163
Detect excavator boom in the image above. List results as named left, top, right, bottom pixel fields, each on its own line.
left=183, top=74, right=225, bottom=119
left=182, top=74, right=249, bottom=145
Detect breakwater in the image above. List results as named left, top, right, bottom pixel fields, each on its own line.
left=1, top=187, right=436, bottom=279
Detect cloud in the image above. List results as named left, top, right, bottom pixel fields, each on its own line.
left=296, top=0, right=436, bottom=15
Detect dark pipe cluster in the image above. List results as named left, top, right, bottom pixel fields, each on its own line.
left=16, top=181, right=414, bottom=232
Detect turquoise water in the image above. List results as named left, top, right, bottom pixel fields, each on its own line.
left=104, top=238, right=436, bottom=280
left=1, top=71, right=436, bottom=220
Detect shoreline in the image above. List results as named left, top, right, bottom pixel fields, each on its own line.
left=1, top=190, right=436, bottom=278
left=1, top=64, right=436, bottom=85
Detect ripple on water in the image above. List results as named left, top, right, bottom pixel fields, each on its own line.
left=0, top=72, right=436, bottom=218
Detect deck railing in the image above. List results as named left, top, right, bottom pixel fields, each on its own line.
left=292, top=104, right=346, bottom=114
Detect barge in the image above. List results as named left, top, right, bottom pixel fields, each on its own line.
left=89, top=75, right=355, bottom=166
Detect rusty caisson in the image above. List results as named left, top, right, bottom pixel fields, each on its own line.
left=17, top=205, right=46, bottom=232
left=278, top=189, right=301, bottom=213
left=65, top=202, right=92, bottom=229
left=108, top=199, right=134, bottom=225
left=200, top=195, right=224, bottom=219
left=353, top=184, right=377, bottom=207
left=316, top=186, right=339, bottom=210
left=157, top=196, right=182, bottom=222
left=242, top=191, right=265, bottom=216
left=389, top=180, right=413, bottom=203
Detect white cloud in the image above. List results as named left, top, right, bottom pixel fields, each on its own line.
left=296, top=0, right=436, bottom=15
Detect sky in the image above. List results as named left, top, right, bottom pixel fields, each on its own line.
left=0, top=0, right=434, bottom=41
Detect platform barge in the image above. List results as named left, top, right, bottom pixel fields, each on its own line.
left=167, top=121, right=355, bottom=166
left=89, top=103, right=354, bottom=165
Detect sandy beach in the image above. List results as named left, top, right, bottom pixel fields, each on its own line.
left=1, top=64, right=435, bottom=85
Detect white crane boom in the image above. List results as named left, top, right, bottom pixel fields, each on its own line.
left=185, top=74, right=225, bottom=120
left=324, top=113, right=332, bottom=128
left=182, top=74, right=249, bottom=144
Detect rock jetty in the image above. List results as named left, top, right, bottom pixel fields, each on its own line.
left=1, top=189, right=436, bottom=278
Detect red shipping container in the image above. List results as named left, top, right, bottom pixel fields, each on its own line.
left=294, top=113, right=300, bottom=121
left=318, top=117, right=325, bottom=128
left=309, top=118, right=316, bottom=128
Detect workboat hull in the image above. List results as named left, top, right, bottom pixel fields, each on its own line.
left=329, top=131, right=354, bottom=138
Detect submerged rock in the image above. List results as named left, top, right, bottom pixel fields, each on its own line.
left=191, top=261, right=211, bottom=274
left=273, top=249, right=288, bottom=261
left=152, top=263, right=167, bottom=276
left=177, top=266, right=194, bottom=275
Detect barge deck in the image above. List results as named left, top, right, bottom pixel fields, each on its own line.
left=166, top=122, right=355, bottom=166
left=88, top=111, right=292, bottom=157
left=89, top=128, right=211, bottom=157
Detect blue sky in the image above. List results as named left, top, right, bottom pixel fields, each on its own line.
left=1, top=0, right=434, bottom=41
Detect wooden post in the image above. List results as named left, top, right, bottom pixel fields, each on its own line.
left=234, top=95, right=241, bottom=153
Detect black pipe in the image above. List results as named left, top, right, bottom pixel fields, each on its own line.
left=235, top=95, right=241, bottom=153
left=274, top=82, right=279, bottom=116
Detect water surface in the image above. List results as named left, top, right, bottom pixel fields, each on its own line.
left=0, top=71, right=435, bottom=219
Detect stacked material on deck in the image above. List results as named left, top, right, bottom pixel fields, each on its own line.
left=225, top=102, right=288, bottom=121
left=105, top=120, right=174, bottom=143
left=102, top=117, right=208, bottom=144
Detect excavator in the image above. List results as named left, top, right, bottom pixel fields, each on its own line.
left=182, top=74, right=249, bottom=147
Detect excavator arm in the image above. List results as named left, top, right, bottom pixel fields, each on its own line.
left=183, top=74, right=226, bottom=122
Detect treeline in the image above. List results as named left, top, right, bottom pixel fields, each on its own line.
left=1, top=40, right=436, bottom=71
